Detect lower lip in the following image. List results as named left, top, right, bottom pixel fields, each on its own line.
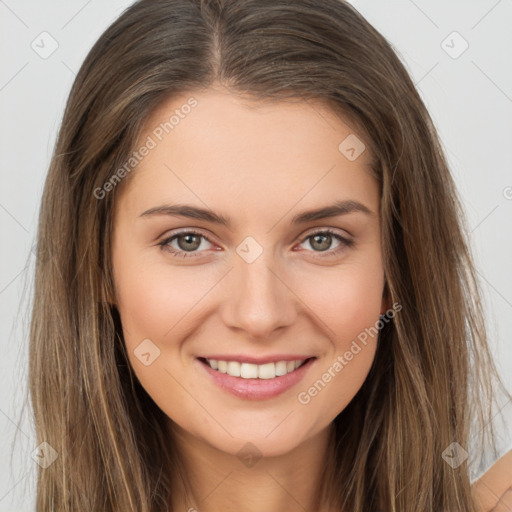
left=196, top=358, right=316, bottom=400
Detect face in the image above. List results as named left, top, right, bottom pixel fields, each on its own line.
left=111, top=86, right=388, bottom=458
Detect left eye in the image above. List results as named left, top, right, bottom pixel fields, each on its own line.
left=158, top=229, right=353, bottom=259
left=296, top=229, right=353, bottom=257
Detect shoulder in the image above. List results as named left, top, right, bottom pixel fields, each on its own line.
left=472, top=448, right=512, bottom=511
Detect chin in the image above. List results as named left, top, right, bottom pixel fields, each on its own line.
left=189, top=414, right=326, bottom=460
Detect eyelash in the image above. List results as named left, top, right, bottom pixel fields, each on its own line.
left=157, top=228, right=354, bottom=259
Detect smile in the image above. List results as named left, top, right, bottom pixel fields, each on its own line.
left=203, top=358, right=308, bottom=379
left=197, top=356, right=316, bottom=400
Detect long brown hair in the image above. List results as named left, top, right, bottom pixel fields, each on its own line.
left=25, top=0, right=508, bottom=510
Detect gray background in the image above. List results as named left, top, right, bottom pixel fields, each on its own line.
left=1, top=1, right=511, bottom=510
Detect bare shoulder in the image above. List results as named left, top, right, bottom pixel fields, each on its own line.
left=472, top=449, right=512, bottom=511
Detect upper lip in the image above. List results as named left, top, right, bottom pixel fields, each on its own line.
left=199, top=355, right=315, bottom=364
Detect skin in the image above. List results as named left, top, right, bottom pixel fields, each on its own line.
left=473, top=449, right=512, bottom=511
left=111, top=84, right=390, bottom=512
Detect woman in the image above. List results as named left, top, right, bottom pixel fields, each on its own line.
left=28, top=0, right=511, bottom=510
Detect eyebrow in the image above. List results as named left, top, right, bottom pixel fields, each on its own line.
left=139, top=199, right=374, bottom=227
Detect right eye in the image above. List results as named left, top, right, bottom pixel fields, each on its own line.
left=158, top=230, right=216, bottom=258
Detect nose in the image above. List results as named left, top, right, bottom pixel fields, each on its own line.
left=220, top=250, right=298, bottom=341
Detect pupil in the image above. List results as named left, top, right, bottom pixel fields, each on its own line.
left=179, top=234, right=200, bottom=251
left=312, top=234, right=331, bottom=251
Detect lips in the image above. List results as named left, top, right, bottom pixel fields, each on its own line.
left=196, top=356, right=316, bottom=400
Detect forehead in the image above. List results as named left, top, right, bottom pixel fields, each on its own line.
left=139, top=87, right=373, bottom=165
left=118, top=87, right=378, bottom=224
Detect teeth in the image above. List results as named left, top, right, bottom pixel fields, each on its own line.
left=275, top=361, right=288, bottom=376
left=258, top=362, right=275, bottom=379
left=206, top=358, right=307, bottom=379
left=241, top=363, right=258, bottom=379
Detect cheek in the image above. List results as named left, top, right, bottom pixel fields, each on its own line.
left=292, top=259, right=383, bottom=416
left=297, top=340, right=377, bottom=424
left=112, top=260, right=215, bottom=423
left=113, top=250, right=217, bottom=347
left=295, top=255, right=385, bottom=343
